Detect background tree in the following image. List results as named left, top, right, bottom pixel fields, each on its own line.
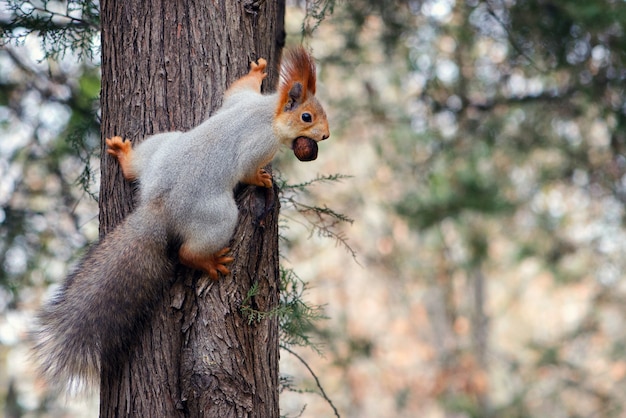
left=286, top=0, right=626, bottom=416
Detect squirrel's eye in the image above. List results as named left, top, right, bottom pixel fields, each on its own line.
left=301, top=113, right=312, bottom=123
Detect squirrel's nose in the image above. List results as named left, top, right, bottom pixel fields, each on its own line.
left=321, top=132, right=329, bottom=141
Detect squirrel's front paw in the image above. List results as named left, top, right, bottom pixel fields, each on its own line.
left=256, top=168, right=272, bottom=188
left=243, top=168, right=272, bottom=188
left=250, top=58, right=267, bottom=74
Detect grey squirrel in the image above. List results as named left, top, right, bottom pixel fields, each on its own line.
left=32, top=47, right=330, bottom=392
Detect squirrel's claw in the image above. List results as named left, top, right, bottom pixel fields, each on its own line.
left=206, top=248, right=235, bottom=280
left=242, top=167, right=273, bottom=188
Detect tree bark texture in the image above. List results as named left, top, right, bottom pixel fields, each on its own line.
left=99, top=1, right=285, bottom=416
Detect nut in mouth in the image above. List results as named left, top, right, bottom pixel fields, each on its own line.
left=292, top=136, right=318, bottom=161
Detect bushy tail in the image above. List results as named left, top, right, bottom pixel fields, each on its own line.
left=31, top=202, right=174, bottom=393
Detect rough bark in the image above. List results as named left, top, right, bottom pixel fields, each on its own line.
left=99, top=1, right=285, bottom=416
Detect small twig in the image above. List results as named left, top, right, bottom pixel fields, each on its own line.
left=483, top=0, right=546, bottom=73
left=281, top=344, right=341, bottom=418
left=30, top=6, right=92, bottom=26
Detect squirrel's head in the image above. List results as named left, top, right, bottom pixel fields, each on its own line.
left=273, top=47, right=330, bottom=151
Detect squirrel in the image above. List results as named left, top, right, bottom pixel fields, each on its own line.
left=32, top=47, right=329, bottom=392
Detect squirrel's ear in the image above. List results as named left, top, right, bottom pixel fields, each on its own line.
left=285, top=82, right=304, bottom=111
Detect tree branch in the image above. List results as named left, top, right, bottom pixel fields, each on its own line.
left=281, top=344, right=341, bottom=418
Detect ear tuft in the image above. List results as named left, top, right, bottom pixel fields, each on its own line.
left=277, top=47, right=317, bottom=114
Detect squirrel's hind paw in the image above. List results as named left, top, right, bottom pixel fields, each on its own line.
left=206, top=248, right=235, bottom=280
left=106, top=136, right=136, bottom=181
left=106, top=136, right=131, bottom=156
left=179, top=246, right=234, bottom=280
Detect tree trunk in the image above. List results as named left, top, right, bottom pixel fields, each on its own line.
left=98, top=1, right=285, bottom=416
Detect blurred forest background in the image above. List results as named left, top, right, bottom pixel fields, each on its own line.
left=2, top=0, right=626, bottom=417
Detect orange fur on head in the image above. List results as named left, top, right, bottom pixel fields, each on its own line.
left=278, top=46, right=317, bottom=107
